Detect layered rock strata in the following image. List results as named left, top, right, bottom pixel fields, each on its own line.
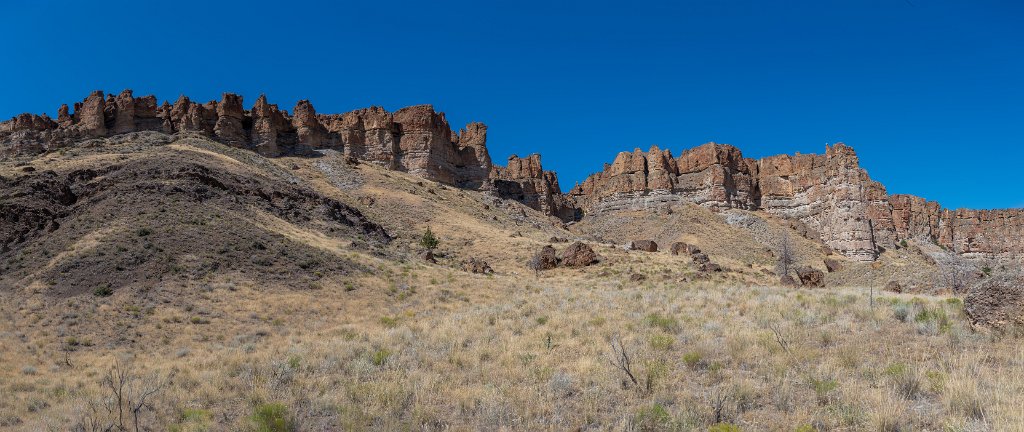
left=569, top=142, right=1023, bottom=262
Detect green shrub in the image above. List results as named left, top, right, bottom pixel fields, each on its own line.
left=900, top=240, right=908, bottom=248
left=379, top=316, right=399, bottom=328
left=371, top=349, right=391, bottom=366
left=633, top=403, right=671, bottom=430
left=420, top=227, right=439, bottom=250
left=709, top=423, right=741, bottom=432
left=93, top=285, right=113, bottom=297
left=644, top=313, right=680, bottom=333
left=136, top=228, right=152, bottom=237
left=809, top=377, right=838, bottom=405
left=649, top=334, right=674, bottom=351
left=251, top=403, right=292, bottom=432
left=682, top=351, right=703, bottom=369
left=892, top=304, right=910, bottom=322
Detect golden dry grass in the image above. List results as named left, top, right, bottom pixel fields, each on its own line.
left=1, top=138, right=1021, bottom=431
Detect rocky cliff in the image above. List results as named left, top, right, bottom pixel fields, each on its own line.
left=3, top=90, right=1021, bottom=262
left=569, top=142, right=1023, bottom=263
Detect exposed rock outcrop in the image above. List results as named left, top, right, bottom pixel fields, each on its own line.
left=489, top=154, right=575, bottom=221
left=630, top=240, right=658, bottom=252
left=796, top=267, right=825, bottom=288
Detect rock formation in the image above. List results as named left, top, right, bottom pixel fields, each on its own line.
left=3, top=89, right=1023, bottom=263
left=570, top=142, right=1024, bottom=263
left=489, top=154, right=575, bottom=220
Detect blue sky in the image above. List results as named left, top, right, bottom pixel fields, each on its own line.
left=2, top=0, right=1021, bottom=209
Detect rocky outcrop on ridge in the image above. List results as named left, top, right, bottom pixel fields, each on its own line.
left=4, top=90, right=1022, bottom=263
left=489, top=154, right=576, bottom=221
left=569, top=142, right=1023, bottom=263
left=1, top=90, right=564, bottom=218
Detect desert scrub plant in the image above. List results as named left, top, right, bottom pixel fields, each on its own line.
left=93, top=284, right=114, bottom=297
left=892, top=304, right=910, bottom=322
left=644, top=313, right=680, bottom=333
left=649, top=334, right=674, bottom=351
left=251, top=403, right=293, bottom=432
left=379, top=316, right=399, bottom=328
left=683, top=351, right=705, bottom=370
left=884, top=362, right=923, bottom=399
left=632, top=403, right=672, bottom=431
left=420, top=227, right=439, bottom=250
left=809, top=376, right=839, bottom=405
left=708, top=423, right=741, bottom=432
left=371, top=348, right=392, bottom=366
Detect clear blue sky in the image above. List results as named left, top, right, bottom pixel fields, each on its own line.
left=2, top=0, right=1021, bottom=209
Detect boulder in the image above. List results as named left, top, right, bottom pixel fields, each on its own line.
left=824, top=258, right=843, bottom=273
left=796, top=267, right=825, bottom=288
left=630, top=240, right=658, bottom=252
left=964, top=274, right=1024, bottom=329
left=691, top=252, right=711, bottom=265
left=670, top=242, right=699, bottom=256
left=559, top=241, right=598, bottom=267
left=885, top=280, right=902, bottom=293
left=420, top=250, right=436, bottom=263
left=780, top=274, right=798, bottom=287
left=529, top=245, right=559, bottom=271
left=462, top=258, right=493, bottom=274
left=629, top=273, right=647, bottom=282
left=700, top=263, right=722, bottom=273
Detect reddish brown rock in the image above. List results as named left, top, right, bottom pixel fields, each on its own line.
left=796, top=267, right=825, bottom=288
left=559, top=241, right=598, bottom=267
left=293, top=99, right=330, bottom=151
left=214, top=93, right=246, bottom=146
left=462, top=257, right=494, bottom=274
left=885, top=280, right=902, bottom=293
left=112, top=89, right=136, bottom=134
left=670, top=242, right=699, bottom=256
left=529, top=245, right=559, bottom=271
left=490, top=154, right=575, bottom=221
left=630, top=240, right=658, bottom=252
left=824, top=258, right=842, bottom=273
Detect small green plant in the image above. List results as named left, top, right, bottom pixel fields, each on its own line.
left=379, top=316, right=399, bottom=328
left=190, top=316, right=209, bottom=324
left=371, top=349, right=391, bottom=366
left=893, top=304, right=910, bottom=322
left=809, top=377, right=838, bottom=405
left=649, top=334, right=674, bottom=351
left=633, top=403, right=671, bottom=430
left=709, top=423, right=741, bottom=432
left=536, top=316, right=549, bottom=325
left=93, top=285, right=113, bottom=297
left=420, top=227, right=439, bottom=250
left=900, top=239, right=908, bottom=248
left=644, top=313, right=680, bottom=333
left=682, top=351, right=703, bottom=369
left=251, top=403, right=292, bottom=432
left=287, top=355, right=301, bottom=369
left=136, top=228, right=152, bottom=237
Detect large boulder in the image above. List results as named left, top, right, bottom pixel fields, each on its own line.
left=824, top=258, right=843, bottom=273
left=559, top=241, right=598, bottom=267
left=885, top=280, right=902, bottom=293
left=796, top=267, right=825, bottom=288
left=964, top=274, right=1024, bottom=329
left=630, top=240, right=658, bottom=252
left=529, top=245, right=559, bottom=271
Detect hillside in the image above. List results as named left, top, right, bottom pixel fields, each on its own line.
left=0, top=94, right=1021, bottom=430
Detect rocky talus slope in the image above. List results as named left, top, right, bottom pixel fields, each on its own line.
left=2, top=89, right=1021, bottom=264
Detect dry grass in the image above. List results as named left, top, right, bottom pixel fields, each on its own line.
left=2, top=262, right=1022, bottom=431
left=2, top=138, right=1022, bottom=430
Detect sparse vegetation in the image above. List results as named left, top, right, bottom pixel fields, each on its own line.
left=420, top=226, right=439, bottom=250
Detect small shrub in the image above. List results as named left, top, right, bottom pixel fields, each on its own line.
left=371, top=349, right=391, bottom=366
left=649, top=334, right=674, bottom=351
left=251, top=403, right=292, bottom=432
left=379, top=316, right=399, bottom=328
left=93, top=285, right=113, bottom=297
left=809, top=377, right=838, bottom=405
left=136, top=228, right=152, bottom=237
left=892, top=304, right=910, bottom=322
left=420, top=227, right=439, bottom=250
left=708, top=423, right=741, bottom=432
left=644, top=313, right=680, bottom=333
left=633, top=403, right=671, bottom=430
left=682, top=351, right=704, bottom=369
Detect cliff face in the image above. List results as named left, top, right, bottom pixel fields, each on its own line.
left=569, top=142, right=1023, bottom=263
left=3, top=90, right=1021, bottom=262
left=0, top=89, right=566, bottom=219
left=489, top=154, right=576, bottom=221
